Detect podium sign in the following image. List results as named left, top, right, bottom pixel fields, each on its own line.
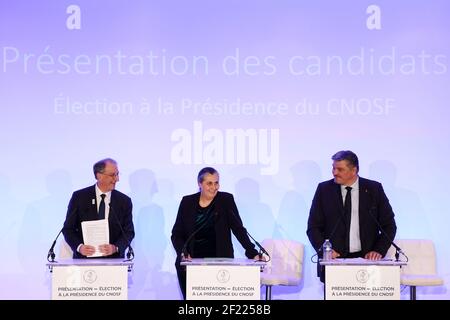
left=47, top=259, right=133, bottom=300
left=321, top=258, right=405, bottom=300
left=182, top=258, right=265, bottom=300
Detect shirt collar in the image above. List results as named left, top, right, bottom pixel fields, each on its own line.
left=340, top=177, right=359, bottom=192
left=95, top=184, right=112, bottom=199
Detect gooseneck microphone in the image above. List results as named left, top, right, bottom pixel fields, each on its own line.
left=47, top=207, right=77, bottom=263
left=47, top=229, right=62, bottom=263
left=364, top=188, right=404, bottom=262
left=310, top=203, right=346, bottom=264
left=324, top=206, right=346, bottom=252
left=228, top=208, right=270, bottom=261
left=109, top=204, right=134, bottom=261
left=245, top=231, right=271, bottom=261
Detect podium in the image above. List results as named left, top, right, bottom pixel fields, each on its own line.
left=46, top=258, right=133, bottom=300
left=181, top=258, right=266, bottom=300
left=320, top=258, right=406, bottom=300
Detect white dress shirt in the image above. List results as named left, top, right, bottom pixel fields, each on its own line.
left=95, top=184, right=111, bottom=220
left=340, top=178, right=361, bottom=253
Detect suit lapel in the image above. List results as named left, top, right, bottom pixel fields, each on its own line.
left=89, top=185, right=99, bottom=219
left=358, top=178, right=370, bottom=216
left=188, top=193, right=200, bottom=233
left=358, top=178, right=370, bottom=245
left=108, top=190, right=117, bottom=230
left=110, top=190, right=123, bottom=221
left=333, top=181, right=344, bottom=210
left=332, top=181, right=349, bottom=254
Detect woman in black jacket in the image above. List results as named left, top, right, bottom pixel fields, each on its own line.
left=171, top=167, right=260, bottom=299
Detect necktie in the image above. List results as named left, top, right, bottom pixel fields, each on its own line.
left=344, top=186, right=352, bottom=217
left=98, top=194, right=106, bottom=220
left=344, top=186, right=352, bottom=252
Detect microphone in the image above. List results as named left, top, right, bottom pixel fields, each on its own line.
left=109, top=204, right=134, bottom=261
left=364, top=188, right=403, bottom=261
left=309, top=188, right=348, bottom=264
left=47, top=206, right=77, bottom=263
left=310, top=219, right=342, bottom=264
left=314, top=202, right=346, bottom=258
left=47, top=229, right=62, bottom=263
left=245, top=231, right=270, bottom=261
left=228, top=208, right=269, bottom=261
left=181, top=205, right=217, bottom=259
left=323, top=208, right=346, bottom=253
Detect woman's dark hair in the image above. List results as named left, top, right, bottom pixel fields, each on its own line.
left=197, top=167, right=219, bottom=183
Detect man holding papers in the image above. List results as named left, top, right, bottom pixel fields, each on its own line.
left=62, top=158, right=135, bottom=258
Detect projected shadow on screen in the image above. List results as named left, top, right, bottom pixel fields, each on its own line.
left=233, top=177, right=276, bottom=258
left=369, top=160, right=430, bottom=239
left=17, top=170, right=72, bottom=297
left=0, top=174, right=20, bottom=245
left=129, top=169, right=177, bottom=299
left=152, top=178, right=181, bottom=298
left=275, top=160, right=322, bottom=295
left=0, top=174, right=22, bottom=277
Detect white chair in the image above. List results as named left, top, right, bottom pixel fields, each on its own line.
left=387, top=239, right=444, bottom=300
left=260, top=239, right=304, bottom=300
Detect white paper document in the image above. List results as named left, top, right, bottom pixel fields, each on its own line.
left=81, top=219, right=110, bottom=257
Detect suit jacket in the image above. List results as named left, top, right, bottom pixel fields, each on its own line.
left=62, top=185, right=135, bottom=258
left=307, top=177, right=396, bottom=258
left=171, top=191, right=258, bottom=266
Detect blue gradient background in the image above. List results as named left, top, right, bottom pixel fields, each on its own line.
left=1, top=1, right=449, bottom=299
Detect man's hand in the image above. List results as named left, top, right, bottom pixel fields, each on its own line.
left=253, top=254, right=267, bottom=261
left=181, top=253, right=192, bottom=261
left=98, top=244, right=117, bottom=256
left=365, top=251, right=382, bottom=260
left=332, top=249, right=341, bottom=259
left=79, top=244, right=96, bottom=256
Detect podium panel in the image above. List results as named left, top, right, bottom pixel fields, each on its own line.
left=47, top=258, right=133, bottom=300
left=321, top=258, right=405, bottom=300
left=182, top=258, right=265, bottom=300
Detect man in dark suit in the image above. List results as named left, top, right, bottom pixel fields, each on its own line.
left=171, top=167, right=261, bottom=299
left=307, top=150, right=397, bottom=282
left=62, top=158, right=134, bottom=258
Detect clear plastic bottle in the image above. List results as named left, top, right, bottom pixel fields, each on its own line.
left=322, top=239, right=332, bottom=261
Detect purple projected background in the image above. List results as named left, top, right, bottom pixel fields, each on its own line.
left=1, top=1, right=449, bottom=299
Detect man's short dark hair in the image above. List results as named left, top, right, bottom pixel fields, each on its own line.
left=93, top=158, right=117, bottom=178
left=197, top=167, right=219, bottom=184
left=332, top=150, right=359, bottom=172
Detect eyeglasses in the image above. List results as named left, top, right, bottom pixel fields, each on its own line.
left=101, top=171, right=119, bottom=178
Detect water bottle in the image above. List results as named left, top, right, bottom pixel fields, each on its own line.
left=322, top=239, right=332, bottom=261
